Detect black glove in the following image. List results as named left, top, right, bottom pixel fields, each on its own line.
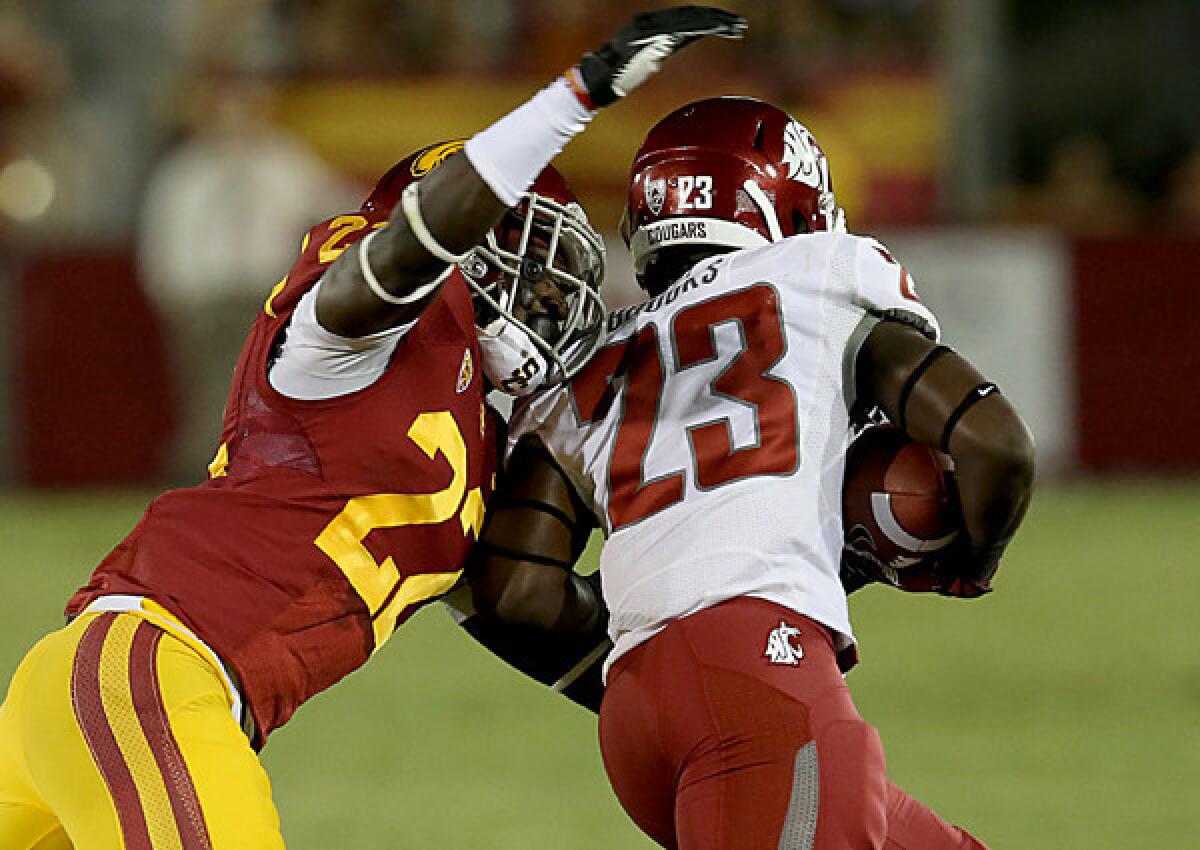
left=937, top=538, right=1006, bottom=598
left=841, top=537, right=1006, bottom=599
left=839, top=551, right=878, bottom=596
left=575, top=6, right=747, bottom=108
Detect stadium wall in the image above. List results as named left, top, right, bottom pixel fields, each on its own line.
left=3, top=234, right=1197, bottom=485
left=1072, top=237, right=1200, bottom=471
left=882, top=230, right=1075, bottom=472
left=9, top=250, right=174, bottom=486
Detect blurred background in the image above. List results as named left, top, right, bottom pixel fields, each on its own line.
left=1, top=1, right=1197, bottom=848
left=2, top=0, right=1199, bottom=482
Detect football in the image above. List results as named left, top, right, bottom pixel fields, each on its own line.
left=842, top=425, right=961, bottom=583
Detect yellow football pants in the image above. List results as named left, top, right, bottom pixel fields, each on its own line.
left=0, top=610, right=285, bottom=849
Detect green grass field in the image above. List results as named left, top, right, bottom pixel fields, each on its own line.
left=2, top=482, right=1197, bottom=848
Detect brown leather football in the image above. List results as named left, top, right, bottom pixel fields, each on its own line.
left=842, top=425, right=961, bottom=580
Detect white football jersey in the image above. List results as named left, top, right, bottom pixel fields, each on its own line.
left=508, top=231, right=939, bottom=670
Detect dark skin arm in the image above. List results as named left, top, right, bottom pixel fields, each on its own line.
left=857, top=319, right=1036, bottom=587
left=313, top=5, right=749, bottom=340
left=467, top=436, right=602, bottom=633
left=316, top=153, right=506, bottom=338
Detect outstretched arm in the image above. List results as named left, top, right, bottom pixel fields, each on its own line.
left=856, top=320, right=1036, bottom=595
left=316, top=5, right=747, bottom=339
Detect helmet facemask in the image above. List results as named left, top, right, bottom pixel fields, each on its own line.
left=463, top=190, right=607, bottom=389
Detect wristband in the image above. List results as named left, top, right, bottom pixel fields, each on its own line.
left=897, top=345, right=950, bottom=432
left=940, top=382, right=1000, bottom=452
left=564, top=67, right=595, bottom=110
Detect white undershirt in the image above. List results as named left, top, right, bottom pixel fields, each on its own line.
left=268, top=276, right=418, bottom=400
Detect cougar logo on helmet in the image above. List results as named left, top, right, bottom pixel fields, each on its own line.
left=782, top=122, right=821, bottom=189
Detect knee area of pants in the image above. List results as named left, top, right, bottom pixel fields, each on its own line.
left=810, top=724, right=889, bottom=849
left=816, top=717, right=883, bottom=764
left=815, top=720, right=888, bottom=820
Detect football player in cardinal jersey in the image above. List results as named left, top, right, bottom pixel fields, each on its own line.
left=468, top=97, right=1035, bottom=850
left=0, top=9, right=747, bottom=848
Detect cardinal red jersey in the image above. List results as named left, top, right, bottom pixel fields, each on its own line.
left=68, top=214, right=500, bottom=745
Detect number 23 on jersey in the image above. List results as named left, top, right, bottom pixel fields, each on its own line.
left=571, top=284, right=799, bottom=531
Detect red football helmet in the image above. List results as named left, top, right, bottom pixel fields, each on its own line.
left=623, top=97, right=844, bottom=291
left=362, top=141, right=607, bottom=384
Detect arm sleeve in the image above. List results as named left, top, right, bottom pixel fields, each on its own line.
left=268, top=275, right=419, bottom=400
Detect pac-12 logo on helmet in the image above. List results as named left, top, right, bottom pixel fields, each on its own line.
left=644, top=177, right=667, bottom=216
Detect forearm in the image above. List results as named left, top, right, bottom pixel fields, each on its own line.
left=319, top=81, right=593, bottom=336
left=951, top=442, right=1034, bottom=547
left=857, top=319, right=1037, bottom=591
left=864, top=322, right=1035, bottom=542
left=945, top=400, right=1036, bottom=578
left=445, top=582, right=610, bottom=713
left=472, top=559, right=601, bottom=634
left=372, top=153, right=506, bottom=283
left=316, top=6, right=745, bottom=337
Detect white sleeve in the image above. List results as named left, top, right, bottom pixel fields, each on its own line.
left=268, top=276, right=417, bottom=400
left=852, top=236, right=940, bottom=341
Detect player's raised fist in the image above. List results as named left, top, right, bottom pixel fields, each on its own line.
left=569, top=6, right=747, bottom=109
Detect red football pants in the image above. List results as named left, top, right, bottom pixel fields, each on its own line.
left=598, top=597, right=987, bottom=850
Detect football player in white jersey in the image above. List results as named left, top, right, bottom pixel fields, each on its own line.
left=467, top=97, right=1035, bottom=850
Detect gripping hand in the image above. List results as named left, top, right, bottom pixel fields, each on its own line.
left=841, top=538, right=1003, bottom=599
left=571, top=6, right=747, bottom=108
left=934, top=539, right=1005, bottom=598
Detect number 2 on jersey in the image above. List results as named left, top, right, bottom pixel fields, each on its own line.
left=571, top=285, right=798, bottom=530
